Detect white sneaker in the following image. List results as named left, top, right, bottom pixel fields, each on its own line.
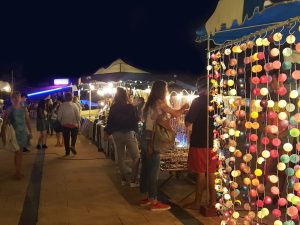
left=130, top=182, right=140, bottom=188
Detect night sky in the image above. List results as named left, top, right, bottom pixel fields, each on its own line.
left=0, top=0, right=218, bottom=86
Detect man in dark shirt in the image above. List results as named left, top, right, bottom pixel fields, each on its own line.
left=184, top=78, right=217, bottom=210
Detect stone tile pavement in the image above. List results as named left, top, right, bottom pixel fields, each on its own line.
left=0, top=129, right=189, bottom=225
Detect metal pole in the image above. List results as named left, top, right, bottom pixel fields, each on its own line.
left=89, top=88, right=92, bottom=118
left=11, top=70, right=14, bottom=92
left=206, top=35, right=210, bottom=206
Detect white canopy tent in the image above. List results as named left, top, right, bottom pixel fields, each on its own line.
left=94, top=59, right=149, bottom=75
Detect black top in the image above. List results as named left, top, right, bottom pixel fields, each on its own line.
left=105, top=103, right=139, bottom=135
left=185, top=96, right=213, bottom=148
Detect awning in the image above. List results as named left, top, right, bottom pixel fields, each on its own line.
left=196, top=0, right=300, bottom=45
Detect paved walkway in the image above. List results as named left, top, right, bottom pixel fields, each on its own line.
left=0, top=129, right=188, bottom=225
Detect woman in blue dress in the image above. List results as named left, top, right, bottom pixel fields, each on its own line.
left=36, top=99, right=48, bottom=149
left=1, top=91, right=32, bottom=179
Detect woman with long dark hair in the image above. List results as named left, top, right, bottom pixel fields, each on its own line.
left=105, top=87, right=140, bottom=187
left=140, top=80, right=188, bottom=211
left=36, top=99, right=48, bottom=149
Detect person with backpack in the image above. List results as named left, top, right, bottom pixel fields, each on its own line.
left=1, top=91, right=32, bottom=179
left=140, top=80, right=188, bottom=211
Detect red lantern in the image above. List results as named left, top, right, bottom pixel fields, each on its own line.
left=264, top=196, right=272, bottom=205
left=252, top=88, right=260, bottom=96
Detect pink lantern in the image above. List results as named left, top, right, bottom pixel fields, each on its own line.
left=260, top=75, right=268, bottom=84
left=273, top=60, right=281, bottom=69
left=256, top=199, right=264, bottom=207
left=278, top=198, right=287, bottom=206
left=270, top=150, right=279, bottom=158
left=264, top=62, right=273, bottom=72
left=272, top=138, right=281, bottom=147
left=261, top=137, right=270, bottom=145
left=250, top=134, right=258, bottom=142
left=278, top=73, right=287, bottom=82
left=272, top=208, right=281, bottom=218
left=249, top=145, right=257, bottom=153
left=257, top=52, right=265, bottom=60
left=292, top=70, right=300, bottom=80
left=287, top=206, right=298, bottom=217
left=277, top=86, right=287, bottom=96
left=251, top=77, right=260, bottom=84
left=264, top=196, right=272, bottom=204
left=271, top=186, right=279, bottom=195
left=268, top=111, right=277, bottom=119
left=252, top=88, right=260, bottom=96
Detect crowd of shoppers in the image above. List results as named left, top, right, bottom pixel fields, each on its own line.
left=0, top=79, right=215, bottom=212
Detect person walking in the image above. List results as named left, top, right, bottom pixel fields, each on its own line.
left=51, top=98, right=63, bottom=147
left=105, top=87, right=140, bottom=187
left=46, top=99, right=54, bottom=135
left=36, top=99, right=48, bottom=149
left=140, top=80, right=188, bottom=211
left=184, top=78, right=217, bottom=210
left=20, top=93, right=30, bottom=152
left=57, top=93, right=80, bottom=156
left=1, top=91, right=32, bottom=179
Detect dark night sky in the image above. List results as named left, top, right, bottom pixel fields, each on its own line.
left=0, top=0, right=218, bottom=85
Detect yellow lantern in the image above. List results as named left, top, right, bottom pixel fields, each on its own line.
left=269, top=175, right=279, bottom=183
left=252, top=178, right=260, bottom=186
left=278, top=100, right=287, bottom=108
left=262, top=150, right=270, bottom=158
left=277, top=162, right=286, bottom=171
left=254, top=169, right=263, bottom=177
left=250, top=111, right=259, bottom=119
left=268, top=100, right=275, bottom=108
left=274, top=220, right=283, bottom=225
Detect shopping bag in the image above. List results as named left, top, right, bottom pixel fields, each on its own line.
left=0, top=124, right=20, bottom=152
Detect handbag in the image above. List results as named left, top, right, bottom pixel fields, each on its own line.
left=152, top=116, right=175, bottom=153
left=0, top=124, right=20, bottom=152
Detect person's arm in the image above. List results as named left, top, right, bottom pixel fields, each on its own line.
left=74, top=105, right=80, bottom=124
left=105, top=106, right=115, bottom=135
left=132, top=106, right=139, bottom=133
left=57, top=105, right=63, bottom=123
left=1, top=110, right=9, bottom=143
left=184, top=98, right=200, bottom=128
left=158, top=100, right=188, bottom=117
left=25, top=109, right=32, bottom=136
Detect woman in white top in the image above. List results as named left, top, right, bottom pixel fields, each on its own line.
left=139, top=80, right=188, bottom=211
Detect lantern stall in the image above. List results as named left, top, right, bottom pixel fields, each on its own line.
left=196, top=0, right=300, bottom=224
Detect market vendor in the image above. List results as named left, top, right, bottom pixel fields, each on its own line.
left=184, top=77, right=217, bottom=210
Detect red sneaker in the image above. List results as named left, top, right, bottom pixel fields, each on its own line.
left=150, top=202, right=171, bottom=211
left=140, top=198, right=152, bottom=207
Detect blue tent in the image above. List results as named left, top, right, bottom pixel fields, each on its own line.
left=196, top=0, right=300, bottom=45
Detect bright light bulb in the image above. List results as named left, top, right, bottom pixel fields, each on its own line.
left=145, top=86, right=151, bottom=94
left=90, top=84, right=95, bottom=90
left=176, top=92, right=183, bottom=100
left=107, top=82, right=113, bottom=88
left=97, top=89, right=104, bottom=96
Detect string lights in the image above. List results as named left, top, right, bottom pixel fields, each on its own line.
left=208, top=23, right=300, bottom=225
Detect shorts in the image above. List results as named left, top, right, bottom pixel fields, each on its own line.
left=187, top=147, right=217, bottom=173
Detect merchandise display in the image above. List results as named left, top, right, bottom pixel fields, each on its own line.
left=207, top=27, right=300, bottom=225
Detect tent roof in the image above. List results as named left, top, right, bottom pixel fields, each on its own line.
left=196, top=0, right=300, bottom=44
left=94, top=59, right=149, bottom=75
left=94, top=67, right=105, bottom=75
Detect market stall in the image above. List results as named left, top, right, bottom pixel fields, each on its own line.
left=196, top=0, right=300, bottom=224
